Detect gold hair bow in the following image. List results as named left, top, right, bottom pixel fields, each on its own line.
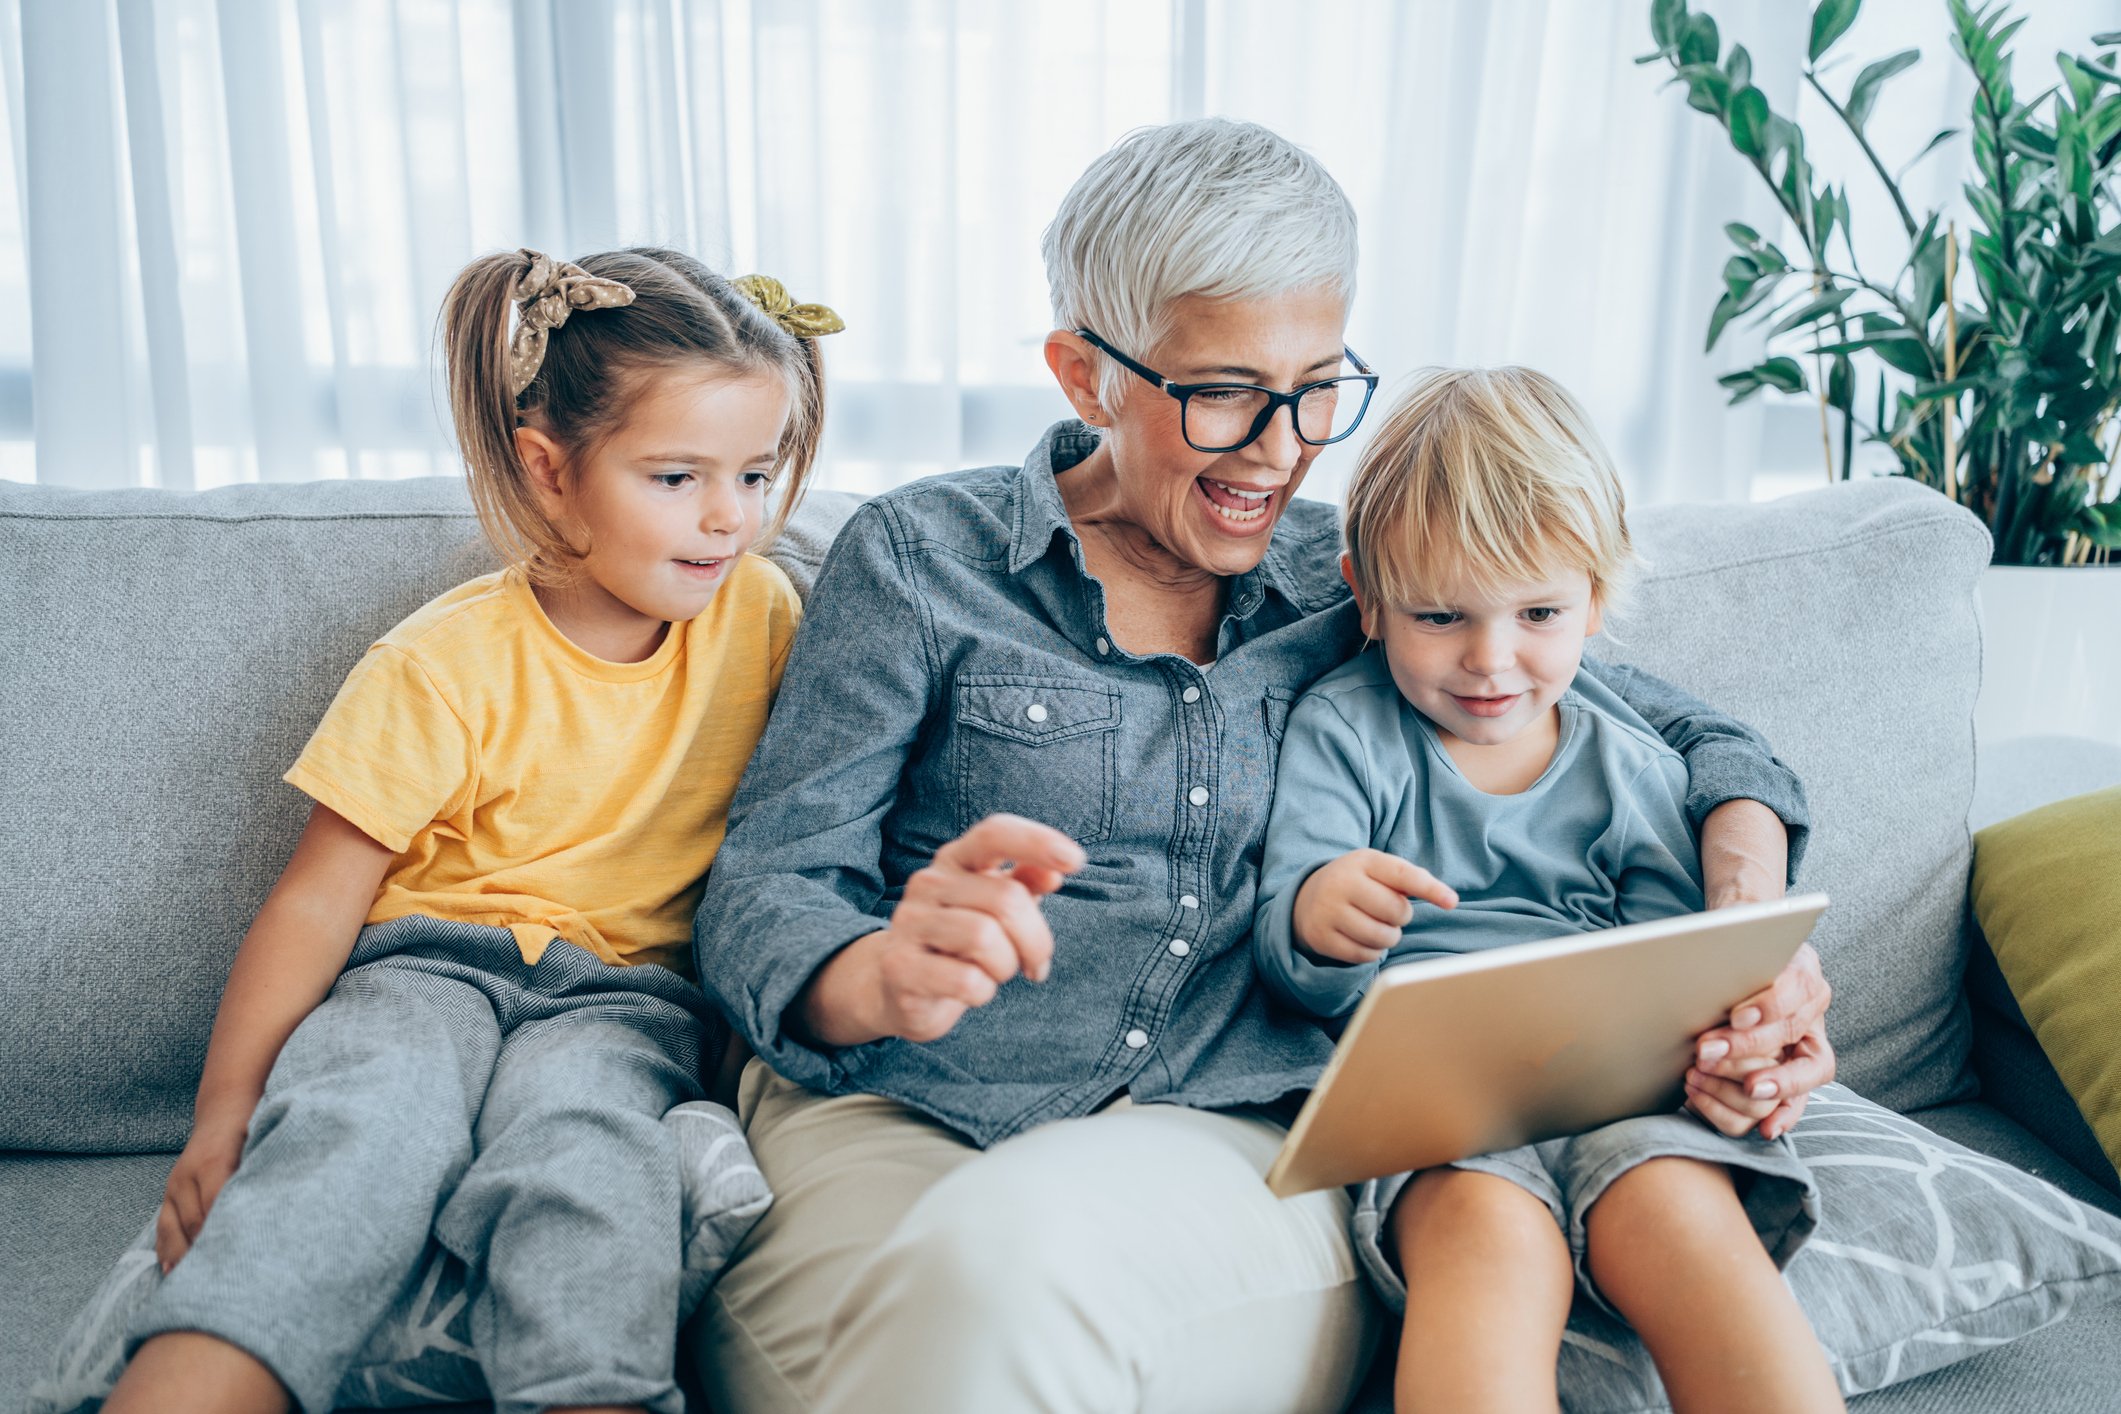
left=507, top=250, right=635, bottom=397
left=732, top=274, right=845, bottom=339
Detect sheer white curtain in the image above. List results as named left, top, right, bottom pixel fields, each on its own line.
left=4, top=0, right=2104, bottom=503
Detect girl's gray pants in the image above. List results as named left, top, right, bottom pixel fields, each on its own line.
left=129, top=915, right=712, bottom=1414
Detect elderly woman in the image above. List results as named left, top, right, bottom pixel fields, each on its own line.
left=689, top=118, right=1833, bottom=1413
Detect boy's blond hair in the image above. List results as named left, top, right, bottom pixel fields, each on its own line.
left=1342, top=366, right=1638, bottom=617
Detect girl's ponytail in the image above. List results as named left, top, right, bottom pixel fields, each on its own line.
left=439, top=250, right=580, bottom=579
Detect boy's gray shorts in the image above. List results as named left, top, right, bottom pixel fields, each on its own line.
left=1352, top=1109, right=1821, bottom=1320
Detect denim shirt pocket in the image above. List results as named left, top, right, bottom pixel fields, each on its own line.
left=952, top=673, right=1123, bottom=845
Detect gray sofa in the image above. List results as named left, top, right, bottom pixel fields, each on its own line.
left=4, top=470, right=2120, bottom=1412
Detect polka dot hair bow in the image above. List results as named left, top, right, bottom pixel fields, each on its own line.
left=507, top=249, right=636, bottom=397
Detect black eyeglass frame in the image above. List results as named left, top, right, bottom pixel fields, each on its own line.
left=1074, top=328, right=1379, bottom=453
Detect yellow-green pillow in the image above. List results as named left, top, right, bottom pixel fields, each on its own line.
left=1971, top=784, right=2121, bottom=1180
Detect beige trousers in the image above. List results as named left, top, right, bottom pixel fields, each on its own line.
left=686, top=1060, right=1380, bottom=1414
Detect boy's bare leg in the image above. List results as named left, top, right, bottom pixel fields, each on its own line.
left=1586, top=1157, right=1844, bottom=1414
left=1391, top=1168, right=1573, bottom=1414
left=102, top=1331, right=290, bottom=1414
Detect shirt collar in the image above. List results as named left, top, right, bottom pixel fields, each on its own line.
left=1007, top=420, right=1100, bottom=576
left=1006, top=418, right=1322, bottom=619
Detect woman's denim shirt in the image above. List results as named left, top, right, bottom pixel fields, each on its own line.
left=694, top=421, right=1810, bottom=1148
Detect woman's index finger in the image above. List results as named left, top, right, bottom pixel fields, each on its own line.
left=943, top=813, right=1089, bottom=878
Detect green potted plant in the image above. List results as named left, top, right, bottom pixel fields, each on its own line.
left=1644, top=0, right=2121, bottom=745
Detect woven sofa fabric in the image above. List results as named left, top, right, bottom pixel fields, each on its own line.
left=0, top=477, right=861, bottom=1153
left=1, top=478, right=497, bottom=1151
left=1834, top=1298, right=2121, bottom=1414
left=0, top=1153, right=175, bottom=1404
left=1604, top=478, right=1992, bottom=1113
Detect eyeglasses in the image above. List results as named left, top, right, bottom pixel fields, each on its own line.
left=1075, top=329, right=1379, bottom=454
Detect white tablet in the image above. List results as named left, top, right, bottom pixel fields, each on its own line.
left=1264, top=893, right=1830, bottom=1198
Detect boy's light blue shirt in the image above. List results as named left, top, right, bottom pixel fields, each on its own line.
left=1253, top=645, right=1707, bottom=1019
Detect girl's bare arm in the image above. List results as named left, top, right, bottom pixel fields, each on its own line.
left=157, top=803, right=395, bottom=1268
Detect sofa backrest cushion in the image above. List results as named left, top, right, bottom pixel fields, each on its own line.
left=1604, top=476, right=1991, bottom=1113
left=0, top=472, right=1985, bottom=1149
left=0, top=477, right=856, bottom=1152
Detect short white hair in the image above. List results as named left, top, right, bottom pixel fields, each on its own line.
left=1042, top=118, right=1360, bottom=410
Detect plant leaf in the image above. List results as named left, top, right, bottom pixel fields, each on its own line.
left=1706, top=292, right=1744, bottom=353
left=2086, top=91, right=2121, bottom=148
left=1684, top=64, right=1734, bottom=114
left=1810, top=0, right=1862, bottom=63
left=1759, top=355, right=1808, bottom=392
left=1717, top=357, right=1807, bottom=404
left=1768, top=286, right=1857, bottom=338
left=2070, top=501, right=2121, bottom=547
left=2059, top=54, right=2100, bottom=112
left=1707, top=281, right=1781, bottom=351
left=1728, top=86, right=1771, bottom=158
left=1812, top=184, right=1849, bottom=253
left=1681, top=12, right=1720, bottom=66
left=2060, top=430, right=2107, bottom=466
left=1896, top=127, right=1962, bottom=181
left=2005, top=120, right=2058, bottom=160
left=1816, top=334, right=1935, bottom=377
left=1847, top=49, right=1921, bottom=133
left=1652, top=0, right=1687, bottom=50
left=2070, top=53, right=2121, bottom=86
left=1912, top=374, right=1991, bottom=399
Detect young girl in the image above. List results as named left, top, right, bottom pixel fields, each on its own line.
left=102, top=247, right=839, bottom=1414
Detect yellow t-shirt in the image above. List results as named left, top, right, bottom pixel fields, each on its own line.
left=284, top=556, right=801, bottom=976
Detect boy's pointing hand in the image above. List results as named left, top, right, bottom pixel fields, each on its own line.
left=1293, top=848, right=1458, bottom=965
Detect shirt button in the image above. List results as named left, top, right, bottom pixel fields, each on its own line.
left=1025, top=703, right=1048, bottom=723
left=1180, top=894, right=1199, bottom=909
left=1188, top=786, right=1209, bottom=807
left=1168, top=939, right=1190, bottom=957
left=1096, top=636, right=1111, bottom=655
left=1124, top=1028, right=1149, bottom=1049
left=1181, top=685, right=1202, bottom=704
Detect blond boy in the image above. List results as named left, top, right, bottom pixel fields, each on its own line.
left=1253, top=367, right=1843, bottom=1412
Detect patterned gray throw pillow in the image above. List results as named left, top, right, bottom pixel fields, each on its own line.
left=1548, top=1086, right=2121, bottom=1409
left=27, top=1099, right=768, bottom=1412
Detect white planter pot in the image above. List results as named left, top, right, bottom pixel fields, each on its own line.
left=1975, top=565, right=2121, bottom=749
